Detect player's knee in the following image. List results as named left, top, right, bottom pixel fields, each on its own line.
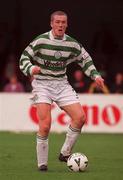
left=75, top=113, right=86, bottom=129
left=81, top=113, right=86, bottom=125
left=39, top=124, right=50, bottom=135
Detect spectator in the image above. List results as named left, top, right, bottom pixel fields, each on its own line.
left=3, top=74, right=25, bottom=93
left=110, top=72, right=123, bottom=93
left=4, top=53, right=17, bottom=79
left=0, top=23, right=12, bottom=90
left=72, top=70, right=88, bottom=93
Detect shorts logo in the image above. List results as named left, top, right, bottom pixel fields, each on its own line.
left=54, top=51, right=62, bottom=59
left=31, top=94, right=38, bottom=102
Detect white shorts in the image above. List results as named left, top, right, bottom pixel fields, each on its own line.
left=30, top=79, right=79, bottom=107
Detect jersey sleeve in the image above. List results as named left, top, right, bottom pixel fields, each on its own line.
left=76, top=44, right=101, bottom=79
left=19, top=41, right=37, bottom=76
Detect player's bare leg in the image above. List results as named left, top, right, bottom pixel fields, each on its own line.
left=59, top=103, right=86, bottom=162
left=36, top=103, right=52, bottom=171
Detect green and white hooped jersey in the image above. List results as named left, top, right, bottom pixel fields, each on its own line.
left=19, top=30, right=100, bottom=80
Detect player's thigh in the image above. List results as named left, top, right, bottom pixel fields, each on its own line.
left=36, top=103, right=52, bottom=123
left=61, top=103, right=86, bottom=121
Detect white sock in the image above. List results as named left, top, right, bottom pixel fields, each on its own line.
left=36, top=135, right=48, bottom=167
left=61, top=125, right=81, bottom=156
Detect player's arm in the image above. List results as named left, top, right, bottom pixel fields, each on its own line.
left=19, top=42, right=41, bottom=76
left=76, top=45, right=104, bottom=90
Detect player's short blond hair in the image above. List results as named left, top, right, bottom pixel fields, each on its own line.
left=50, top=11, right=67, bottom=21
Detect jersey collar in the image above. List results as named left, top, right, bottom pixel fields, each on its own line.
left=49, top=30, right=66, bottom=41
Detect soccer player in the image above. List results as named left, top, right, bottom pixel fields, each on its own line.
left=19, top=11, right=104, bottom=171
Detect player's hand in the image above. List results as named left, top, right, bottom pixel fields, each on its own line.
left=31, top=66, right=41, bottom=75
left=95, top=76, right=105, bottom=90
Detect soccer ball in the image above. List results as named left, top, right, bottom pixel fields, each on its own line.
left=67, top=152, right=88, bottom=172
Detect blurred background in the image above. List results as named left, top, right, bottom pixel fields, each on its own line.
left=0, top=0, right=123, bottom=94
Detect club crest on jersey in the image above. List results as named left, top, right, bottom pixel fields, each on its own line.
left=54, top=51, right=62, bottom=59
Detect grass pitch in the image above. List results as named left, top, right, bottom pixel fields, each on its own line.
left=0, top=132, right=123, bottom=180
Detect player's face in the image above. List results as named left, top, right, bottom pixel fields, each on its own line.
left=51, top=15, right=68, bottom=38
